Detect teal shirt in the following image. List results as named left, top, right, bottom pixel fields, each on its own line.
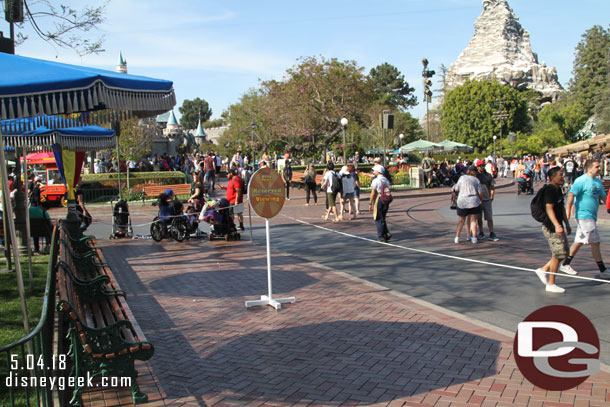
left=569, top=174, right=606, bottom=221
left=29, top=206, right=51, bottom=220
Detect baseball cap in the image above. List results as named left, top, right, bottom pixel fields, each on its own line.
left=164, top=188, right=174, bottom=195
left=373, top=164, right=384, bottom=174
left=475, top=159, right=485, bottom=167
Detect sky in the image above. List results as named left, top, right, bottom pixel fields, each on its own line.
left=2, top=0, right=609, bottom=123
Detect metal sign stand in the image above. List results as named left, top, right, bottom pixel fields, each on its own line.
left=245, top=219, right=295, bottom=310
left=245, top=167, right=295, bottom=310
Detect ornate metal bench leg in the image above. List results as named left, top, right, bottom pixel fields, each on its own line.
left=130, top=371, right=148, bottom=404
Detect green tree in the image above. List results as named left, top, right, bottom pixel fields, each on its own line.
left=178, top=98, right=212, bottom=130
left=118, top=118, right=154, bottom=160
left=368, top=63, right=417, bottom=110
left=537, top=100, right=588, bottom=141
left=12, top=0, right=107, bottom=55
left=569, top=25, right=610, bottom=116
left=261, top=56, right=375, bottom=159
left=203, top=118, right=225, bottom=128
left=441, top=79, right=530, bottom=151
left=595, top=86, right=610, bottom=133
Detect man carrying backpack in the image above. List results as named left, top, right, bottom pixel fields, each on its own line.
left=533, top=167, right=571, bottom=293
left=321, top=162, right=341, bottom=222
left=369, top=164, right=392, bottom=242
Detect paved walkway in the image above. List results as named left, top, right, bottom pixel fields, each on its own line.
left=83, top=231, right=610, bottom=407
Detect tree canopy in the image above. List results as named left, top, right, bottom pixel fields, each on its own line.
left=369, top=63, right=417, bottom=111
left=441, top=79, right=530, bottom=151
left=13, top=0, right=107, bottom=55
left=178, top=98, right=212, bottom=130
left=568, top=25, right=610, bottom=116
left=221, top=56, right=381, bottom=160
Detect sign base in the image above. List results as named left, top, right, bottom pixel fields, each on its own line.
left=245, top=295, right=296, bottom=310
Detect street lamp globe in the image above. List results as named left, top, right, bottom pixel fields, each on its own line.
left=493, top=135, right=497, bottom=140
left=340, top=117, right=348, bottom=127
left=399, top=133, right=404, bottom=141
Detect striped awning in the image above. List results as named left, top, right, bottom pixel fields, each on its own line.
left=0, top=53, right=175, bottom=121
left=1, top=115, right=115, bottom=151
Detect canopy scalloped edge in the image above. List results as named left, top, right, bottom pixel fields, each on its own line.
left=0, top=80, right=176, bottom=120
left=2, top=133, right=116, bottom=151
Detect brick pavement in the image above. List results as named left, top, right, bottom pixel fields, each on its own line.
left=83, top=232, right=610, bottom=407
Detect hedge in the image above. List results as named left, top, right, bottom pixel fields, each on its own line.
left=82, top=172, right=190, bottom=189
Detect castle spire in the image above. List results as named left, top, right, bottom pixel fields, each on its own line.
left=116, top=51, right=127, bottom=73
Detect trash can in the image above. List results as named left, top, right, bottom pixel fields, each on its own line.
left=409, top=166, right=424, bottom=188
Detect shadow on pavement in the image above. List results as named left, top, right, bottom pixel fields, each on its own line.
left=195, top=320, right=500, bottom=405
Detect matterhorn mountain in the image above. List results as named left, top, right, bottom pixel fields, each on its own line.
left=434, top=0, right=564, bottom=108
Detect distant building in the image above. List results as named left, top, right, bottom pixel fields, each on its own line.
left=194, top=118, right=207, bottom=145
left=116, top=51, right=127, bottom=74
left=205, top=126, right=229, bottom=145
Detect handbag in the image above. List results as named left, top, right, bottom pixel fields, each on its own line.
left=450, top=193, right=457, bottom=210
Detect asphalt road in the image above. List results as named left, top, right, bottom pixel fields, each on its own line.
left=80, top=185, right=610, bottom=365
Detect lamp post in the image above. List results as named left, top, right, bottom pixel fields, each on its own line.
left=493, top=135, right=497, bottom=161
left=340, top=117, right=348, bottom=163
left=250, top=121, right=256, bottom=159
left=399, top=133, right=404, bottom=149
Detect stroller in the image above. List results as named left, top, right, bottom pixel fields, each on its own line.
left=202, top=198, right=241, bottom=241
left=517, top=168, right=534, bottom=195
left=110, top=199, right=133, bottom=238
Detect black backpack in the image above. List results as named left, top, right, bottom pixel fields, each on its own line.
left=330, top=172, right=342, bottom=194
left=530, top=185, right=551, bottom=223
left=240, top=172, right=250, bottom=195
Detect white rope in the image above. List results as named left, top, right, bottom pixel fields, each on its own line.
left=282, top=214, right=610, bottom=285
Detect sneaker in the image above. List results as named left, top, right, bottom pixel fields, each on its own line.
left=471, top=237, right=478, bottom=244
left=286, top=197, right=290, bottom=200
left=378, top=237, right=388, bottom=243
left=477, top=232, right=485, bottom=240
left=488, top=233, right=499, bottom=242
left=598, top=271, right=610, bottom=280
left=466, top=235, right=472, bottom=241
left=454, top=237, right=460, bottom=244
left=534, top=268, right=548, bottom=285
left=385, top=233, right=392, bottom=241
left=559, top=264, right=578, bottom=275
left=546, top=284, right=565, bottom=293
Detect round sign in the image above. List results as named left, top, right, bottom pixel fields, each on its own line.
left=513, top=305, right=600, bottom=391
left=248, top=167, right=285, bottom=219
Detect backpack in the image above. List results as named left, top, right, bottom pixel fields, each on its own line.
left=283, top=165, right=293, bottom=181
left=491, top=164, right=498, bottom=178
left=330, top=172, right=342, bottom=194
left=379, top=180, right=393, bottom=204
left=530, top=185, right=551, bottom=223
left=241, top=172, right=251, bottom=195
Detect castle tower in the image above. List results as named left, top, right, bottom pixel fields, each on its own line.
left=116, top=51, right=127, bottom=74
left=163, top=110, right=182, bottom=139
left=194, top=116, right=207, bottom=146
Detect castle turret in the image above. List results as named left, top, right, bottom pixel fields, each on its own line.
left=116, top=51, right=127, bottom=74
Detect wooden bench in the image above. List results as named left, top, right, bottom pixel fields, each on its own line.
left=291, top=171, right=324, bottom=190
left=141, top=183, right=192, bottom=205
left=56, top=227, right=153, bottom=406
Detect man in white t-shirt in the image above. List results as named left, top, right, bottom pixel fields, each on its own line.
left=369, top=165, right=391, bottom=242
left=321, top=162, right=341, bottom=222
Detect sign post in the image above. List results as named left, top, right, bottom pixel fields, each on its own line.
left=245, top=167, right=295, bottom=310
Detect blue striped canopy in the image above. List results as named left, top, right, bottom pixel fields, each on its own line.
left=1, top=115, right=115, bottom=151
left=0, top=53, right=175, bottom=120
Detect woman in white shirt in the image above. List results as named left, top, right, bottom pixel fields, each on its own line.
left=452, top=166, right=483, bottom=244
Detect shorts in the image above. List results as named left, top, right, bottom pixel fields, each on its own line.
left=477, top=200, right=493, bottom=221
left=542, top=225, right=568, bottom=259
left=327, top=192, right=337, bottom=207
left=342, top=192, right=354, bottom=199
left=354, top=187, right=360, bottom=198
left=456, top=205, right=481, bottom=217
left=574, top=218, right=600, bottom=244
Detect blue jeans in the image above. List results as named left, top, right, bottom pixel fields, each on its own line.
left=375, top=198, right=389, bottom=238
left=205, top=170, right=216, bottom=189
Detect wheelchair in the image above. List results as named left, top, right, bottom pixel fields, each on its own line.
left=150, top=214, right=189, bottom=242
